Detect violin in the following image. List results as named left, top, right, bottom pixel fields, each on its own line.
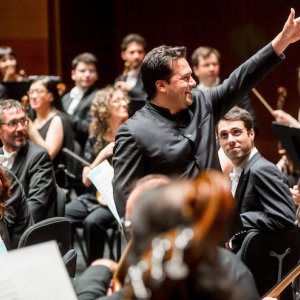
left=123, top=171, right=234, bottom=300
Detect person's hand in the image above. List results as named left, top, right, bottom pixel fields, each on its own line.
left=272, top=8, right=300, bottom=54
left=26, top=118, right=37, bottom=140
left=281, top=8, right=300, bottom=45
left=272, top=109, right=300, bottom=127
left=290, top=185, right=300, bottom=205
left=82, top=166, right=92, bottom=187
left=100, top=142, right=115, bottom=160
left=115, top=81, right=132, bottom=92
left=91, top=258, right=118, bottom=273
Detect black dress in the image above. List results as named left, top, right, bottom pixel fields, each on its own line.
left=37, top=111, right=77, bottom=189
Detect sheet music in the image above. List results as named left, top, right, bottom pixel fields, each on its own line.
left=87, top=160, right=122, bottom=227
left=0, top=241, right=77, bottom=300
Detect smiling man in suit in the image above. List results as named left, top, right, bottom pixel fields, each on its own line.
left=217, top=106, right=295, bottom=232
left=0, top=99, right=57, bottom=222
left=62, top=52, right=99, bottom=149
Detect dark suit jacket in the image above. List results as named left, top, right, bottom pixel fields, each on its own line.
left=113, top=43, right=284, bottom=217
left=3, top=167, right=33, bottom=248
left=235, top=152, right=296, bottom=231
left=1, top=141, right=57, bottom=223
left=62, top=86, right=98, bottom=149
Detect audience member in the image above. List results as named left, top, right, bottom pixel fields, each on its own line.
left=27, top=76, right=76, bottom=189
left=113, top=9, right=300, bottom=218
left=3, top=166, right=32, bottom=249
left=62, top=52, right=99, bottom=149
left=65, top=86, right=129, bottom=264
left=0, top=99, right=57, bottom=222
left=115, top=33, right=147, bottom=116
left=217, top=106, right=295, bottom=233
left=74, top=172, right=261, bottom=300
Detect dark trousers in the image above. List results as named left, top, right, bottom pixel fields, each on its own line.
left=65, top=194, right=114, bottom=265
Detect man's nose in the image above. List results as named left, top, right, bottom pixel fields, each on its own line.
left=227, top=133, right=236, bottom=143
left=189, top=76, right=197, bottom=88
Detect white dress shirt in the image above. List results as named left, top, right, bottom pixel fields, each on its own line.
left=229, top=147, right=258, bottom=197
left=0, top=148, right=18, bottom=169
left=67, top=86, right=85, bottom=115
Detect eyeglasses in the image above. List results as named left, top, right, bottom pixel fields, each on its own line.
left=77, top=68, right=97, bottom=74
left=218, top=128, right=247, bottom=141
left=27, top=89, right=48, bottom=96
left=0, top=118, right=29, bottom=129
left=110, top=97, right=129, bottom=106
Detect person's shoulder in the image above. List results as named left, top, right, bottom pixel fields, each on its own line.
left=26, top=141, right=51, bottom=159
left=61, top=91, right=71, bottom=102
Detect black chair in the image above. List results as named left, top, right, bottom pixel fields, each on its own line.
left=56, top=185, right=68, bottom=217
left=62, top=248, right=77, bottom=278
left=74, top=220, right=122, bottom=266
left=238, top=227, right=300, bottom=300
left=18, top=217, right=77, bottom=277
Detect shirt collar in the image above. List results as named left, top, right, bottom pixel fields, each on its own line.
left=234, top=147, right=258, bottom=173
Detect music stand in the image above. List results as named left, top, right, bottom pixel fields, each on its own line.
left=271, top=121, right=300, bottom=170
left=1, top=81, right=32, bottom=101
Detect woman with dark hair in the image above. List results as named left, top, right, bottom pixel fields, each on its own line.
left=27, top=76, right=75, bottom=188
left=0, top=166, right=11, bottom=251
left=0, top=46, right=26, bottom=82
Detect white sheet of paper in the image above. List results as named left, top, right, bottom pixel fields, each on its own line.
left=0, top=241, right=77, bottom=300
left=87, top=160, right=122, bottom=227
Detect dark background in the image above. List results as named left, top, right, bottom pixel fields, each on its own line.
left=2, top=0, right=300, bottom=162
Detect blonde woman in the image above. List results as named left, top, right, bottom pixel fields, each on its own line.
left=65, top=85, right=128, bottom=264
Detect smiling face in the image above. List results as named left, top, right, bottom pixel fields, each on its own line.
left=0, top=107, right=28, bottom=152
left=157, top=58, right=196, bottom=114
left=217, top=119, right=255, bottom=166
left=28, top=81, right=53, bottom=112
left=109, top=89, right=129, bottom=121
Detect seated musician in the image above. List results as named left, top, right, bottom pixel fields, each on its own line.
left=217, top=106, right=296, bottom=234
left=26, top=76, right=77, bottom=189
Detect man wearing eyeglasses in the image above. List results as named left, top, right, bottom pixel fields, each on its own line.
left=217, top=106, right=295, bottom=232
left=0, top=99, right=57, bottom=222
left=217, top=106, right=298, bottom=297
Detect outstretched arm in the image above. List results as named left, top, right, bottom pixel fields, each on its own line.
left=272, top=8, right=300, bottom=55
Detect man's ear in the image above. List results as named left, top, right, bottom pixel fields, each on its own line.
left=71, top=70, right=76, bottom=81
left=249, top=128, right=255, bottom=141
left=193, top=66, right=200, bottom=77
left=155, top=80, right=166, bottom=93
left=121, top=50, right=127, bottom=62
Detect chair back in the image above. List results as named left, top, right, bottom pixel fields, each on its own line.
left=18, top=217, right=71, bottom=256
left=238, top=227, right=300, bottom=300
left=56, top=185, right=68, bottom=217
left=62, top=248, right=77, bottom=278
